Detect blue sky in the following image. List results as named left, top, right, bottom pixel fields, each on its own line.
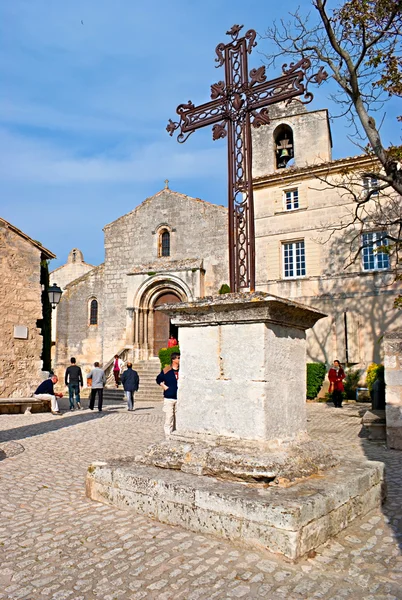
left=0, top=0, right=400, bottom=269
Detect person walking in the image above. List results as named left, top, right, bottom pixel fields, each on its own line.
left=87, top=362, right=106, bottom=412
left=156, top=352, right=180, bottom=438
left=64, top=357, right=83, bottom=410
left=328, top=360, right=346, bottom=408
left=112, top=354, right=124, bottom=388
left=34, top=374, right=63, bottom=415
left=120, top=362, right=140, bottom=411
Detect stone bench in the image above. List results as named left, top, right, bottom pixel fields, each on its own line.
left=0, top=398, right=51, bottom=415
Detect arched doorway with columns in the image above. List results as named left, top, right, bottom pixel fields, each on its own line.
left=153, top=292, right=180, bottom=355
left=132, top=276, right=191, bottom=361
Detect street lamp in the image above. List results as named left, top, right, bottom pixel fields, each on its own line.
left=48, top=283, right=63, bottom=309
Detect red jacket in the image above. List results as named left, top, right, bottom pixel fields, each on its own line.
left=328, top=367, right=345, bottom=392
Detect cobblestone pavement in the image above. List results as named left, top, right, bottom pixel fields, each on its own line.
left=0, top=400, right=401, bottom=600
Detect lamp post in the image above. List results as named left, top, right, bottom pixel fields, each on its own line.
left=48, top=283, right=63, bottom=309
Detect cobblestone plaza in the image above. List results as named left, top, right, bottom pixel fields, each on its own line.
left=0, top=401, right=401, bottom=599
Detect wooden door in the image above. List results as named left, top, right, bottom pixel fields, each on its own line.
left=153, top=293, right=180, bottom=355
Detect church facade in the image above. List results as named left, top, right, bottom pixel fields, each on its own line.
left=54, top=188, right=228, bottom=376
left=53, top=102, right=401, bottom=378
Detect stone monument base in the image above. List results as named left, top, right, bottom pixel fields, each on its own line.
left=138, top=434, right=338, bottom=483
left=86, top=458, right=384, bottom=560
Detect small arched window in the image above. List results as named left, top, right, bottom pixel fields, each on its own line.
left=161, top=230, right=170, bottom=257
left=89, top=299, right=98, bottom=325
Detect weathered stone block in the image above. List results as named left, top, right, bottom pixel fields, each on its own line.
left=362, top=410, right=386, bottom=441
left=384, top=354, right=397, bottom=369
left=0, top=222, right=53, bottom=398
left=385, top=330, right=402, bottom=449
left=86, top=459, right=384, bottom=561
left=385, top=370, right=402, bottom=386
left=161, top=292, right=324, bottom=443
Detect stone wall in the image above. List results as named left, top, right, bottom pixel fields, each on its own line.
left=253, top=163, right=401, bottom=367
left=55, top=264, right=104, bottom=380
left=101, top=189, right=228, bottom=363
left=0, top=223, right=44, bottom=397
left=384, top=331, right=402, bottom=450
left=50, top=249, right=94, bottom=290
left=50, top=248, right=95, bottom=347
left=252, top=104, right=331, bottom=177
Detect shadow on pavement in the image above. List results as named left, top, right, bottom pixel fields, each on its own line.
left=0, top=410, right=108, bottom=444
left=362, top=436, right=402, bottom=552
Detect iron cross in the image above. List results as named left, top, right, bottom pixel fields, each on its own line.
left=167, top=24, right=327, bottom=292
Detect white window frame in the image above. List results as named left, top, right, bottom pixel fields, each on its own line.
left=283, top=188, right=299, bottom=211
left=282, top=240, right=306, bottom=278
left=362, top=231, right=389, bottom=271
left=363, top=176, right=379, bottom=197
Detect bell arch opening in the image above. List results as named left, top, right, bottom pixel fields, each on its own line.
left=273, top=124, right=294, bottom=169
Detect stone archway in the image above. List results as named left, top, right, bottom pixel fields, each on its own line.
left=132, top=276, right=191, bottom=361
left=153, top=292, right=181, bottom=355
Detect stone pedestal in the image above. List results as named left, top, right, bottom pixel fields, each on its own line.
left=362, top=410, right=386, bottom=441
left=173, top=294, right=319, bottom=443
left=144, top=293, right=336, bottom=482
left=384, top=331, right=402, bottom=450
left=86, top=293, right=385, bottom=559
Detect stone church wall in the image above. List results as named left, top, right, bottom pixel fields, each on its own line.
left=101, top=190, right=228, bottom=363
left=0, top=224, right=44, bottom=397
left=55, top=264, right=104, bottom=380
left=50, top=249, right=95, bottom=352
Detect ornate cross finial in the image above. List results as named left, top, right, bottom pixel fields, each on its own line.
left=164, top=179, right=169, bottom=189
left=167, top=26, right=327, bottom=292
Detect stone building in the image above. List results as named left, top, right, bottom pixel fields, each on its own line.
left=252, top=101, right=401, bottom=366
left=0, top=217, right=55, bottom=398
left=50, top=248, right=94, bottom=356
left=54, top=186, right=228, bottom=377
left=54, top=101, right=401, bottom=379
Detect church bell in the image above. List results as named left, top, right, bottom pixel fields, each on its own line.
left=276, top=136, right=293, bottom=168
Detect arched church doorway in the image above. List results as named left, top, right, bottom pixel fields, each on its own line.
left=153, top=292, right=181, bottom=355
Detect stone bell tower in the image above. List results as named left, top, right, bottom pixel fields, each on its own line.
left=252, top=100, right=333, bottom=177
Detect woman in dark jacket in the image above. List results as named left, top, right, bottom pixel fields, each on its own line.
left=120, top=363, right=139, bottom=411
left=328, top=360, right=346, bottom=408
left=156, top=352, right=180, bottom=437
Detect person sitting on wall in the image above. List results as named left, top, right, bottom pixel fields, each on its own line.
left=34, top=374, right=63, bottom=415
left=167, top=334, right=178, bottom=348
left=156, top=352, right=180, bottom=438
